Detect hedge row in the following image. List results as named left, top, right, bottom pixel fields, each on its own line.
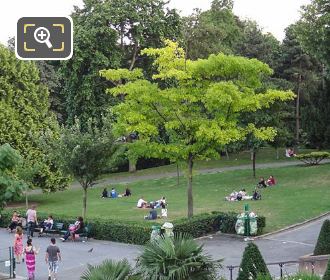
left=0, top=209, right=266, bottom=245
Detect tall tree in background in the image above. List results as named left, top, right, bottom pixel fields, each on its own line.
left=277, top=25, right=323, bottom=148
left=183, top=0, right=243, bottom=60
left=60, top=0, right=182, bottom=130
left=101, top=40, right=294, bottom=217
left=0, top=44, right=69, bottom=192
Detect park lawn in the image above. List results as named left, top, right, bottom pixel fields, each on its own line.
left=24, top=163, right=330, bottom=233
left=100, top=147, right=316, bottom=180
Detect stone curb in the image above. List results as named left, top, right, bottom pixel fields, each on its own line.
left=254, top=211, right=330, bottom=240
left=195, top=211, right=330, bottom=242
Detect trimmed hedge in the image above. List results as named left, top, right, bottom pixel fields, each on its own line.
left=296, top=152, right=330, bottom=165
left=0, top=209, right=266, bottom=245
left=314, top=219, right=330, bottom=255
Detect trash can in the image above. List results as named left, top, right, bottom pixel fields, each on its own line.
left=161, top=222, right=174, bottom=237
left=150, top=225, right=161, bottom=242
left=235, top=212, right=258, bottom=236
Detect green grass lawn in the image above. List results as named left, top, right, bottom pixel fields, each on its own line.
left=100, top=147, right=317, bottom=179
left=24, top=163, right=330, bottom=233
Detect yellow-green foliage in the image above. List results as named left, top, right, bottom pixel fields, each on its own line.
left=101, top=40, right=294, bottom=162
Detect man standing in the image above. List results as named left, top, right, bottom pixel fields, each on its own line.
left=45, top=238, right=61, bottom=280
left=26, top=205, right=37, bottom=238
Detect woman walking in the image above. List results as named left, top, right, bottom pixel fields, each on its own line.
left=14, top=226, right=23, bottom=263
left=24, top=239, right=39, bottom=280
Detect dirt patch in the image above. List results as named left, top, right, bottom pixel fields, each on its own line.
left=5, top=202, right=38, bottom=209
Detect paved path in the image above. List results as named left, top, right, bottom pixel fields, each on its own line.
left=1, top=214, right=328, bottom=279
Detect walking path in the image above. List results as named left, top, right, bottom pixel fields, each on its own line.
left=1, top=213, right=328, bottom=279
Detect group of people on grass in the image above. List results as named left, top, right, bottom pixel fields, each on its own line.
left=257, top=175, right=276, bottom=188
left=101, top=187, right=132, bottom=198
left=225, top=175, right=276, bottom=202
left=137, top=196, right=168, bottom=220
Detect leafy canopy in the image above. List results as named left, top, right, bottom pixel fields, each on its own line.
left=101, top=40, right=295, bottom=163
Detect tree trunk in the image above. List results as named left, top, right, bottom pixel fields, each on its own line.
left=275, top=147, right=279, bottom=160
left=187, top=155, right=194, bottom=218
left=25, top=190, right=29, bottom=210
left=225, top=148, right=230, bottom=160
left=82, top=186, right=88, bottom=220
left=252, top=150, right=256, bottom=178
left=295, top=73, right=301, bottom=148
left=129, top=159, right=136, bottom=173
left=176, top=162, right=180, bottom=186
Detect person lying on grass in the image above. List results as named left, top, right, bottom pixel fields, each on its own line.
left=225, top=189, right=253, bottom=201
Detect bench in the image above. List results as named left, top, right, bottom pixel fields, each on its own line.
left=37, top=223, right=64, bottom=237
left=60, top=224, right=91, bottom=241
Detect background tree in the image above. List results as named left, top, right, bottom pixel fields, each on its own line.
left=60, top=0, right=182, bottom=129
left=0, top=144, right=26, bottom=210
left=237, top=243, right=270, bottom=280
left=0, top=44, right=69, bottom=192
left=324, top=258, right=330, bottom=280
left=183, top=0, right=243, bottom=60
left=101, top=40, right=294, bottom=217
left=276, top=24, right=323, bottom=148
left=51, top=120, right=119, bottom=219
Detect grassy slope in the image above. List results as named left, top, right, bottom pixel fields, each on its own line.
left=100, top=147, right=316, bottom=179
left=25, top=163, right=330, bottom=233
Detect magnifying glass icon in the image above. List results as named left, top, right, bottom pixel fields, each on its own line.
left=34, top=27, right=52, bottom=48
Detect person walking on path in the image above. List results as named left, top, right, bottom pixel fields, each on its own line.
left=13, top=226, right=23, bottom=263
left=24, top=238, right=39, bottom=280
left=26, top=205, right=38, bottom=239
left=45, top=237, right=61, bottom=280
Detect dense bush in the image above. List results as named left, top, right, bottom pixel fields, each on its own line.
left=0, top=210, right=266, bottom=245
left=296, top=152, right=330, bottom=165
left=256, top=273, right=321, bottom=280
left=237, top=242, right=270, bottom=280
left=314, top=220, right=330, bottom=255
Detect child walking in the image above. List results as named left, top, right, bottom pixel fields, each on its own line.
left=24, top=239, right=40, bottom=280
left=14, top=226, right=23, bottom=263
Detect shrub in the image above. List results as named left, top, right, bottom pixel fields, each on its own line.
left=137, top=233, right=221, bottom=280
left=81, top=259, right=134, bottom=280
left=296, top=152, right=330, bottom=165
left=256, top=273, right=321, bottom=280
left=237, top=242, right=270, bottom=280
left=0, top=210, right=266, bottom=245
left=314, top=220, right=330, bottom=255
left=323, top=258, right=330, bottom=280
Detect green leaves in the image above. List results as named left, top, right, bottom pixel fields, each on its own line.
left=137, top=233, right=221, bottom=280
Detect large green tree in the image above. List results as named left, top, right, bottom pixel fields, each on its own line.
left=0, top=144, right=26, bottom=210
left=60, top=0, right=182, bottom=129
left=101, top=40, right=294, bottom=217
left=0, top=44, right=68, bottom=192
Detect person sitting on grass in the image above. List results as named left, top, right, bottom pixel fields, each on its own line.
left=156, top=196, right=166, bottom=208
left=252, top=188, right=261, bottom=200
left=101, top=188, right=108, bottom=198
left=161, top=202, right=168, bottom=218
left=257, top=177, right=267, bottom=188
left=110, top=188, right=118, bottom=198
left=267, top=175, right=276, bottom=186
left=39, top=215, right=54, bottom=233
left=60, top=217, right=84, bottom=242
left=144, top=205, right=158, bottom=220
left=137, top=197, right=148, bottom=208
left=123, top=187, right=132, bottom=197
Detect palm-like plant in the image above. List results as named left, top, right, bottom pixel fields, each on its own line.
left=80, top=259, right=134, bottom=280
left=137, top=233, right=221, bottom=280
